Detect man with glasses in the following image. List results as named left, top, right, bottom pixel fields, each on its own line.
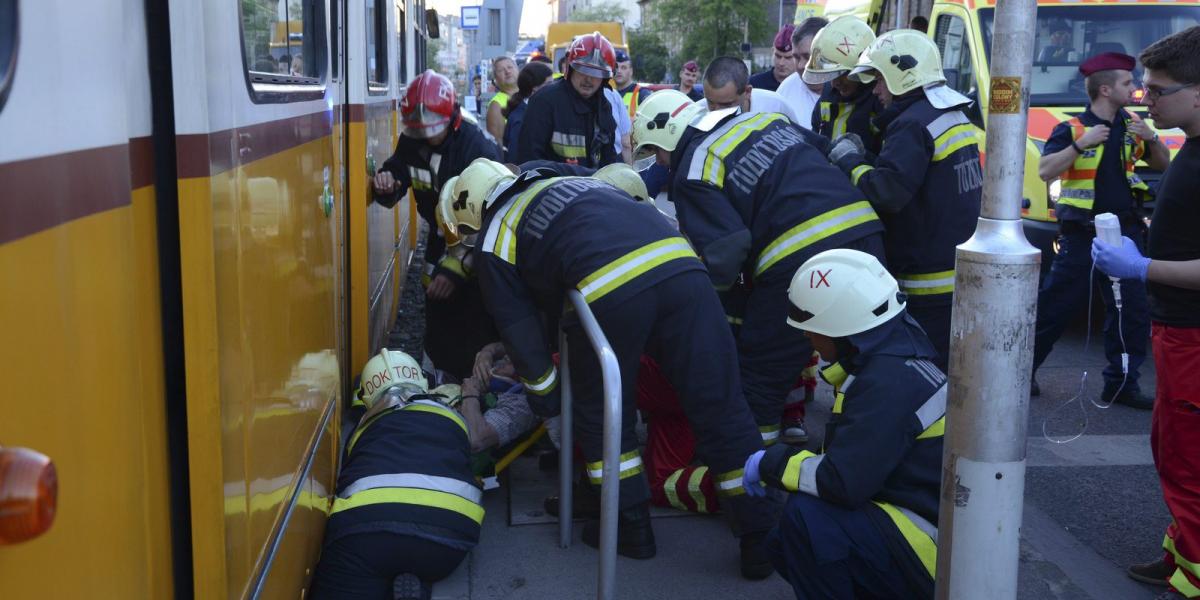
left=1030, top=52, right=1170, bottom=408
left=1091, top=26, right=1200, bottom=599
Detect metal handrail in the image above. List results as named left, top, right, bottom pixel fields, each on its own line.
left=558, top=289, right=621, bottom=600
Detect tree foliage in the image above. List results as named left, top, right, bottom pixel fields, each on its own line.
left=648, top=0, right=769, bottom=64
left=568, top=1, right=629, bottom=23
left=627, top=28, right=669, bottom=83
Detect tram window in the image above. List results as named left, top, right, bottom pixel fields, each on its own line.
left=367, top=0, right=388, bottom=93
left=330, top=0, right=340, bottom=81
left=240, top=0, right=328, bottom=101
left=396, top=1, right=407, bottom=84
left=0, top=0, right=15, bottom=112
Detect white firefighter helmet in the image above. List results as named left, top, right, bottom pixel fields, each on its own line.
left=593, top=163, right=650, bottom=202
left=802, top=16, right=877, bottom=85
left=436, top=158, right=516, bottom=246
left=632, top=89, right=706, bottom=157
left=358, top=348, right=427, bottom=409
left=786, top=249, right=905, bottom=337
left=849, top=29, right=945, bottom=96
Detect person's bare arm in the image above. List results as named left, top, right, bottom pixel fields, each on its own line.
left=1039, top=124, right=1109, bottom=181
left=487, top=101, right=506, bottom=145
left=1149, top=258, right=1200, bottom=291
left=459, top=378, right=498, bottom=453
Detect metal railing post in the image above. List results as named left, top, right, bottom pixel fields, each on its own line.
left=558, top=328, right=573, bottom=548
left=558, top=290, right=620, bottom=600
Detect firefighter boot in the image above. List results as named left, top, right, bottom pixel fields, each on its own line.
left=543, top=480, right=602, bottom=520
left=739, top=531, right=775, bottom=580
left=582, top=501, right=657, bottom=559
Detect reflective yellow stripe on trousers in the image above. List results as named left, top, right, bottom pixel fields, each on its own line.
left=897, top=270, right=955, bottom=296
left=873, top=501, right=938, bottom=578
left=586, top=449, right=644, bottom=485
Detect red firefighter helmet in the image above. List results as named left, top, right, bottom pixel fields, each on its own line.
left=566, top=32, right=616, bottom=79
left=400, top=70, right=458, bottom=139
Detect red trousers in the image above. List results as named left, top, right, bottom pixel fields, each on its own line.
left=1151, top=323, right=1200, bottom=598
left=638, top=356, right=720, bottom=513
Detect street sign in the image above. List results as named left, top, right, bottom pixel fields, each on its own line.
left=461, top=6, right=480, bottom=30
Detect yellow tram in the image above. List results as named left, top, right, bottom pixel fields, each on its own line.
left=0, top=0, right=433, bottom=596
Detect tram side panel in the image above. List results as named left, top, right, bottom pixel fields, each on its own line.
left=169, top=0, right=342, bottom=597
left=0, top=0, right=175, bottom=597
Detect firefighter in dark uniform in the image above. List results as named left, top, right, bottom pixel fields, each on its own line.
left=513, top=32, right=621, bottom=168
left=742, top=249, right=945, bottom=600
left=828, top=29, right=984, bottom=372
left=632, top=89, right=886, bottom=447
left=802, top=16, right=885, bottom=154
left=372, top=70, right=502, bottom=379
left=1030, top=52, right=1169, bottom=407
left=436, top=158, right=780, bottom=579
left=310, top=349, right=482, bottom=600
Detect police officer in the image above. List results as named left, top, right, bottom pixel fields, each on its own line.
left=614, top=49, right=650, bottom=122
left=633, top=89, right=885, bottom=447
left=310, top=349, right=482, bottom=600
left=828, top=29, right=983, bottom=372
left=436, top=158, right=780, bottom=579
left=373, top=70, right=502, bottom=379
left=1030, top=52, right=1169, bottom=407
left=514, top=32, right=621, bottom=167
left=802, top=16, right=885, bottom=154
left=742, top=249, right=945, bottom=600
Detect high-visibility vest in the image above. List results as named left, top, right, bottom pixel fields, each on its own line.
left=1058, top=116, right=1150, bottom=212
left=621, top=84, right=642, bottom=120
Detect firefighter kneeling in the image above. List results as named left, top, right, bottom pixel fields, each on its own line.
left=309, top=350, right=482, bottom=600
left=742, top=249, right=944, bottom=599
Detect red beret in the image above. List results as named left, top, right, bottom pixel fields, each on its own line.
left=1079, top=52, right=1136, bottom=77
left=774, top=24, right=795, bottom=52
left=682, top=60, right=699, bottom=73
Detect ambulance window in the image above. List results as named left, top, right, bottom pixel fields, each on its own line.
left=240, top=0, right=328, bottom=101
left=0, top=0, right=15, bottom=112
left=935, top=14, right=977, bottom=96
left=367, top=0, right=389, bottom=93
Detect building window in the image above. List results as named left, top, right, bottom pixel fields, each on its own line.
left=0, top=0, right=16, bottom=112
left=487, top=8, right=501, bottom=46
left=240, top=0, right=328, bottom=101
left=367, top=0, right=388, bottom=92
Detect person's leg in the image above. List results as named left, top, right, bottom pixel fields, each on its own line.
left=309, top=533, right=468, bottom=600
left=638, top=355, right=714, bottom=513
left=1031, top=230, right=1093, bottom=374
left=769, top=493, right=924, bottom=600
left=645, top=271, right=780, bottom=580
left=737, top=274, right=812, bottom=446
left=566, top=309, right=652, bottom=510
left=1151, top=324, right=1200, bottom=597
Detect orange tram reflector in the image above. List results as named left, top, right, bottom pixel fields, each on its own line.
left=0, top=447, right=58, bottom=545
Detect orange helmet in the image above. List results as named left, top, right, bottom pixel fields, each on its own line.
left=566, top=32, right=616, bottom=79
left=400, top=70, right=458, bottom=139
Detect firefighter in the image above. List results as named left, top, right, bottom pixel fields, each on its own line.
left=372, top=70, right=502, bottom=379
left=742, top=249, right=945, bottom=600
left=803, top=16, right=885, bottom=154
left=632, top=89, right=885, bottom=447
left=1029, top=51, right=1169, bottom=407
left=828, top=29, right=984, bottom=372
left=435, top=158, right=780, bottom=579
left=513, top=32, right=621, bottom=168
left=309, top=349, right=481, bottom=600
left=614, top=49, right=650, bottom=122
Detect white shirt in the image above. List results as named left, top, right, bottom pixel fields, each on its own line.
left=776, top=72, right=822, bottom=130
left=604, top=87, right=631, bottom=153
left=701, top=88, right=802, bottom=126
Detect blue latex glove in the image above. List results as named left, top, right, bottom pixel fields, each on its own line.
left=742, top=450, right=766, bottom=497
left=1092, top=236, right=1151, bottom=282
